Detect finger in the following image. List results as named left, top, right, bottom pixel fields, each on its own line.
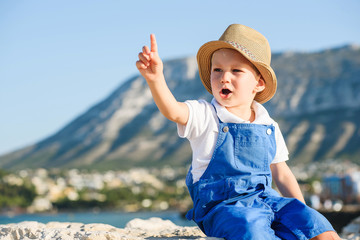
left=136, top=60, right=147, bottom=70
left=150, top=34, right=158, bottom=53
left=143, top=45, right=150, bottom=55
left=140, top=48, right=151, bottom=62
left=138, top=52, right=150, bottom=66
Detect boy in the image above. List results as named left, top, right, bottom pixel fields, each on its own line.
left=136, top=24, right=340, bottom=240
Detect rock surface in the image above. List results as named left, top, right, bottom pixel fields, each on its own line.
left=0, top=217, right=221, bottom=240
left=342, top=216, right=360, bottom=240
left=0, top=217, right=358, bottom=240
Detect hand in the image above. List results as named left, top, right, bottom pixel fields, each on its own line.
left=136, top=34, right=164, bottom=82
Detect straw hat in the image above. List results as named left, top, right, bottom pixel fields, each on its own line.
left=197, top=24, right=277, bottom=104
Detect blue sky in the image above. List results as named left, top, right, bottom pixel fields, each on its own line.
left=1, top=0, right=359, bottom=155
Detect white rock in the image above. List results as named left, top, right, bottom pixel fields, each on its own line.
left=341, top=216, right=360, bottom=240
left=0, top=218, right=222, bottom=240
left=125, top=217, right=177, bottom=231
left=1, top=217, right=358, bottom=240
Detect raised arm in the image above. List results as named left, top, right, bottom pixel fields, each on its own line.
left=270, top=162, right=306, bottom=204
left=136, top=34, right=189, bottom=125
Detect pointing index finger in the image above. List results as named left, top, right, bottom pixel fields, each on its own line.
left=150, top=34, right=158, bottom=53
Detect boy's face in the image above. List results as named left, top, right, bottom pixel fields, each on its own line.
left=210, top=48, right=265, bottom=111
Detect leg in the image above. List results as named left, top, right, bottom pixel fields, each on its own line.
left=202, top=203, right=280, bottom=240
left=271, top=198, right=336, bottom=239
left=310, top=231, right=342, bottom=240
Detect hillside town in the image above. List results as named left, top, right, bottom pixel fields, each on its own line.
left=291, top=159, right=360, bottom=211
left=0, top=166, right=191, bottom=215
left=1, top=159, right=360, bottom=216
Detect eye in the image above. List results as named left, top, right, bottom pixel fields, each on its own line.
left=213, top=68, right=222, bottom=72
left=232, top=69, right=242, bottom=73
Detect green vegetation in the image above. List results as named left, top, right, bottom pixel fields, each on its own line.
left=0, top=176, right=36, bottom=208
left=52, top=181, right=192, bottom=212
left=0, top=167, right=192, bottom=213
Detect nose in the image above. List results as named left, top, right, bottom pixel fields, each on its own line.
left=220, top=71, right=231, bottom=84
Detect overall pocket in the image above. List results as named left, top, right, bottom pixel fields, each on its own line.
left=234, top=129, right=268, bottom=171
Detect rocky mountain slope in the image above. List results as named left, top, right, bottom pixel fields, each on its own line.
left=1, top=45, right=359, bottom=170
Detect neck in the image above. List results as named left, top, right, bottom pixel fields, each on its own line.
left=226, top=104, right=255, bottom=122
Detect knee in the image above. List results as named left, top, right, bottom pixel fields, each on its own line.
left=310, top=231, right=341, bottom=240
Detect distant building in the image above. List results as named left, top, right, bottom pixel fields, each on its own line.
left=322, top=172, right=360, bottom=204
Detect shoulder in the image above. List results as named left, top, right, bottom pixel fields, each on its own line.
left=184, top=99, right=213, bottom=111
left=184, top=99, right=217, bottom=121
left=253, top=101, right=277, bottom=126
left=178, top=99, right=218, bottom=139
left=252, top=101, right=284, bottom=140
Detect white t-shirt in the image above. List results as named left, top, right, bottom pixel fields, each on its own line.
left=177, top=98, right=289, bottom=183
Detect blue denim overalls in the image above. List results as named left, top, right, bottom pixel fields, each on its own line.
left=185, top=117, right=334, bottom=239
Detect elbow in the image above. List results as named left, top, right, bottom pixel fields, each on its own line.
left=161, top=105, right=188, bottom=125
left=166, top=114, right=187, bottom=126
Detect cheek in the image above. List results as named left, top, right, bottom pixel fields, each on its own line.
left=210, top=74, right=217, bottom=88
left=233, top=80, right=255, bottom=94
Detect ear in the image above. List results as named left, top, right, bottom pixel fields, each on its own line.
left=255, top=77, right=265, bottom=93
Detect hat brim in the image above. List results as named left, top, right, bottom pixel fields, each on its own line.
left=197, top=41, right=277, bottom=104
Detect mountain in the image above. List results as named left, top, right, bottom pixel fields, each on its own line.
left=1, top=45, right=359, bottom=170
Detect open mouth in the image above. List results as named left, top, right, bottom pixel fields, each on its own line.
left=220, top=88, right=232, bottom=98
left=222, top=89, right=232, bottom=95
left=221, top=88, right=231, bottom=95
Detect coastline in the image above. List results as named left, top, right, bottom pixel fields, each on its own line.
left=0, top=210, right=195, bottom=228
left=2, top=207, right=358, bottom=232
left=0, top=217, right=218, bottom=240
left=1, top=216, right=359, bottom=240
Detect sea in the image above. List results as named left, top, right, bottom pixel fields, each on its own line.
left=0, top=210, right=196, bottom=228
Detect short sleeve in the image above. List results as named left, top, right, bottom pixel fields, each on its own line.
left=177, top=100, right=217, bottom=140
left=271, top=122, right=289, bottom=164
left=177, top=101, right=193, bottom=138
